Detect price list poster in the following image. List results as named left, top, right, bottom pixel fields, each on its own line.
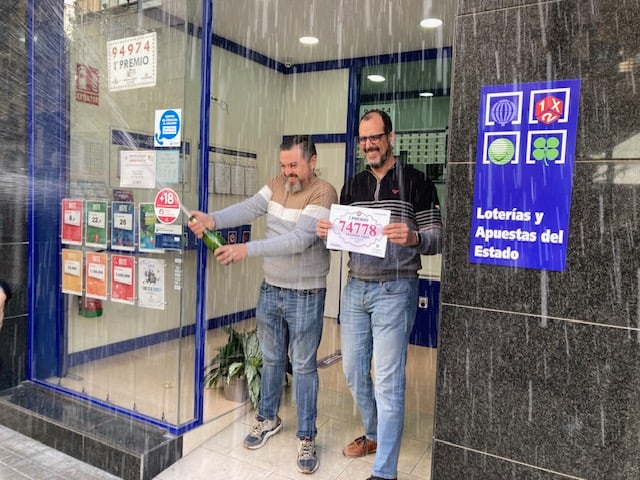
left=61, top=249, right=83, bottom=296
left=111, top=254, right=135, bottom=305
left=469, top=79, right=581, bottom=272
left=61, top=199, right=83, bottom=246
left=85, top=252, right=108, bottom=300
left=85, top=200, right=108, bottom=248
left=111, top=201, right=135, bottom=251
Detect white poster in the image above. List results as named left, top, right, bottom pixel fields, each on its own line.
left=230, top=165, right=245, bottom=195
left=138, top=257, right=165, bottom=310
left=326, top=204, right=390, bottom=258
left=120, top=150, right=156, bottom=188
left=245, top=166, right=258, bottom=195
left=213, top=162, right=231, bottom=194
left=107, top=32, right=157, bottom=92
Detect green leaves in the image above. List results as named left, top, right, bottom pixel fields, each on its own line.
left=204, top=326, right=262, bottom=410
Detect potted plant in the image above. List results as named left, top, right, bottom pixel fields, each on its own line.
left=205, top=326, right=262, bottom=409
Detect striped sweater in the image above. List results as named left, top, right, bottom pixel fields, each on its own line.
left=340, top=160, right=442, bottom=281
left=212, top=174, right=338, bottom=290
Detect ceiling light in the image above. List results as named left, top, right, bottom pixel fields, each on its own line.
left=367, top=74, right=386, bottom=83
left=299, top=36, right=319, bottom=45
left=420, top=18, right=443, bottom=28
left=419, top=92, right=435, bottom=97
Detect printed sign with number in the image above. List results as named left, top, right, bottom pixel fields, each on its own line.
left=107, top=32, right=156, bottom=92
left=61, top=199, right=83, bottom=246
left=326, top=204, right=390, bottom=258
left=154, top=188, right=181, bottom=224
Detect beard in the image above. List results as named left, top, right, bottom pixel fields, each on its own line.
left=365, top=147, right=391, bottom=169
left=285, top=175, right=303, bottom=193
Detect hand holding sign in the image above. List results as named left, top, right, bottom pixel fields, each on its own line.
left=325, top=204, right=390, bottom=258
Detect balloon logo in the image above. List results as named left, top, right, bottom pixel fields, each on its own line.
left=490, top=99, right=517, bottom=126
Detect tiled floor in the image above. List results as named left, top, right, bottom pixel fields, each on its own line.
left=0, top=318, right=435, bottom=480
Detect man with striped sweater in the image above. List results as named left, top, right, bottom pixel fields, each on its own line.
left=189, top=135, right=338, bottom=474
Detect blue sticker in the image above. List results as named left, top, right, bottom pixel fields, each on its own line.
left=155, top=109, right=181, bottom=146
left=469, top=79, right=581, bottom=272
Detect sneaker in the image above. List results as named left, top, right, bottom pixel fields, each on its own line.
left=297, top=437, right=318, bottom=474
left=243, top=416, right=282, bottom=449
left=343, top=435, right=377, bottom=457
left=366, top=476, right=396, bottom=480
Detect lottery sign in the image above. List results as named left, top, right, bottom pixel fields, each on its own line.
left=469, top=79, right=581, bottom=271
left=326, top=204, right=390, bottom=258
left=107, top=32, right=156, bottom=92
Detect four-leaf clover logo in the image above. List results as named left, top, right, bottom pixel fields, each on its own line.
left=532, top=136, right=560, bottom=166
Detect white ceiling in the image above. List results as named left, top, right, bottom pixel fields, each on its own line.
left=212, top=0, right=456, bottom=66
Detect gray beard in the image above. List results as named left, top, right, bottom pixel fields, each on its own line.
left=285, top=178, right=303, bottom=193
left=367, top=150, right=391, bottom=170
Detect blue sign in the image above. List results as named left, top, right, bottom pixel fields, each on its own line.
left=469, top=79, right=581, bottom=271
left=154, top=108, right=182, bottom=147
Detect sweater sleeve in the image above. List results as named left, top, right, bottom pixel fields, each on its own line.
left=211, top=185, right=271, bottom=229
left=247, top=181, right=338, bottom=257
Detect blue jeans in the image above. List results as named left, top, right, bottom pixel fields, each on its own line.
left=256, top=280, right=325, bottom=440
left=340, top=276, right=419, bottom=479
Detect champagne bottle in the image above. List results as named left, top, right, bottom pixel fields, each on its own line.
left=189, top=215, right=226, bottom=252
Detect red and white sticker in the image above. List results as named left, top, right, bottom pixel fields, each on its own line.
left=154, top=188, right=180, bottom=225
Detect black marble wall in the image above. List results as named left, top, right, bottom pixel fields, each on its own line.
left=434, top=1, right=640, bottom=479
left=0, top=2, right=28, bottom=390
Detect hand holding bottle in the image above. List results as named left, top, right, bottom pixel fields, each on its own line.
left=214, top=244, right=248, bottom=265
left=188, top=211, right=215, bottom=236
left=188, top=211, right=226, bottom=253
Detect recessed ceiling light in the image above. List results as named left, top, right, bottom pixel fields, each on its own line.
left=367, top=74, right=386, bottom=83
left=299, top=36, right=319, bottom=45
left=420, top=18, right=443, bottom=28
left=419, top=92, right=435, bottom=97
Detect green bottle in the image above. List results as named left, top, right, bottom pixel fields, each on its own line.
left=189, top=215, right=226, bottom=252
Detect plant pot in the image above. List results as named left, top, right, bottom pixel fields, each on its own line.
left=224, top=377, right=248, bottom=403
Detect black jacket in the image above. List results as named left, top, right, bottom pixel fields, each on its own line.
left=340, top=160, right=442, bottom=281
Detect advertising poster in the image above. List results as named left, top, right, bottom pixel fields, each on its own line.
left=139, top=202, right=160, bottom=252
left=76, top=63, right=99, bottom=106
left=154, top=224, right=183, bottom=250
left=61, top=248, right=83, bottom=295
left=469, top=79, right=581, bottom=272
left=61, top=199, right=84, bottom=246
left=85, top=200, right=108, bottom=248
left=138, top=257, right=165, bottom=310
left=107, top=32, right=156, bottom=92
left=156, top=149, right=182, bottom=184
left=85, top=252, right=108, bottom=300
left=111, top=254, right=135, bottom=305
left=119, top=150, right=156, bottom=188
left=111, top=201, right=135, bottom=251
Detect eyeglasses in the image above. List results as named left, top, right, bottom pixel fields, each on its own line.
left=357, top=133, right=386, bottom=144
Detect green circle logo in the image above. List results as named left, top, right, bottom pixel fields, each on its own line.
left=488, top=138, right=515, bottom=165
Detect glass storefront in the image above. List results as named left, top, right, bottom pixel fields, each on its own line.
left=24, top=0, right=449, bottom=439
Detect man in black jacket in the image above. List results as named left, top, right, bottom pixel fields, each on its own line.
left=317, top=109, right=442, bottom=480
